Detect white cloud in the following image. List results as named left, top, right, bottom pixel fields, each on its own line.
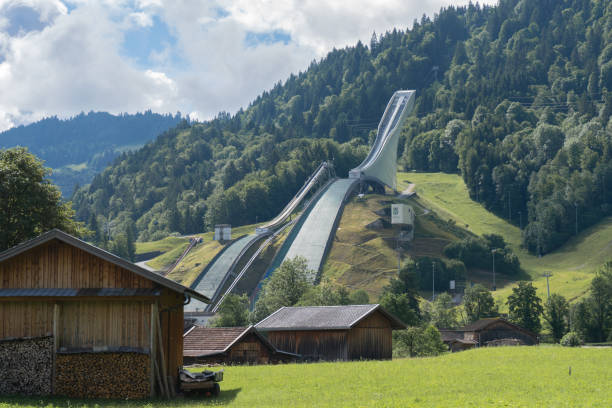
left=0, top=0, right=495, bottom=132
left=129, top=11, right=153, bottom=28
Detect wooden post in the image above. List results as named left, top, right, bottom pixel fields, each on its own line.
left=149, top=303, right=157, bottom=398
left=52, top=303, right=60, bottom=395
left=155, top=304, right=170, bottom=398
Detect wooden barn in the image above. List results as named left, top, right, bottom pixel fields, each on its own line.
left=440, top=318, right=539, bottom=352
left=183, top=325, right=299, bottom=365
left=254, top=304, right=406, bottom=361
left=0, top=229, right=209, bottom=398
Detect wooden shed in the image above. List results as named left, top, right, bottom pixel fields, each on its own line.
left=0, top=229, right=209, bottom=398
left=440, top=318, right=539, bottom=351
left=254, top=304, right=406, bottom=361
left=183, top=325, right=299, bottom=365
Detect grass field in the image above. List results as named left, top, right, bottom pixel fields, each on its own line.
left=321, top=193, right=468, bottom=300
left=2, top=347, right=611, bottom=407
left=135, top=237, right=190, bottom=271
left=137, top=223, right=264, bottom=286
left=398, top=171, right=612, bottom=304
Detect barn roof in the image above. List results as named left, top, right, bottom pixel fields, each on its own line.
left=254, top=304, right=406, bottom=331
left=0, top=229, right=209, bottom=303
left=439, top=329, right=465, bottom=343
left=183, top=325, right=299, bottom=358
left=460, top=318, right=538, bottom=338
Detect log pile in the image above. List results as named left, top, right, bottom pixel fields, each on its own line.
left=55, top=352, right=150, bottom=399
left=0, top=336, right=53, bottom=396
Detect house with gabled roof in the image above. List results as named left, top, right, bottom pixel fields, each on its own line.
left=440, top=317, right=539, bottom=352
left=254, top=304, right=406, bottom=361
left=183, top=325, right=299, bottom=365
left=0, top=229, right=209, bottom=398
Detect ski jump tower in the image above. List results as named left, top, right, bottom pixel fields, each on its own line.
left=349, top=90, right=416, bottom=192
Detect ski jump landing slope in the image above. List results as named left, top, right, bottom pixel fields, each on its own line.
left=267, top=90, right=416, bottom=283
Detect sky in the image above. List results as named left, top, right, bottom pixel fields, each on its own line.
left=0, top=0, right=495, bottom=132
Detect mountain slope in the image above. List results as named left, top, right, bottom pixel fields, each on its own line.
left=398, top=171, right=612, bottom=303
left=74, top=0, right=612, bottom=258
left=0, top=111, right=184, bottom=196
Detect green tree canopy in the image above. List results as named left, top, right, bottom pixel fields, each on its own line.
left=543, top=293, right=569, bottom=343
left=463, top=284, right=498, bottom=323
left=250, top=256, right=311, bottom=323
left=507, top=282, right=544, bottom=334
left=0, top=147, right=85, bottom=250
left=213, top=293, right=250, bottom=327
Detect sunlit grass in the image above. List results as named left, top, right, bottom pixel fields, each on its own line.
left=2, top=347, right=611, bottom=407
left=398, top=171, right=612, bottom=303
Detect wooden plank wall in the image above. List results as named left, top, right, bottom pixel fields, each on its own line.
left=0, top=240, right=153, bottom=289
left=59, top=301, right=151, bottom=351
left=348, top=311, right=392, bottom=360
left=0, top=302, right=53, bottom=339
left=159, top=290, right=184, bottom=386
left=228, top=333, right=271, bottom=364
left=269, top=330, right=348, bottom=361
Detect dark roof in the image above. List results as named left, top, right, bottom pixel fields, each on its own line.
left=183, top=326, right=249, bottom=357
left=461, top=318, right=504, bottom=332
left=0, top=288, right=160, bottom=297
left=449, top=338, right=477, bottom=345
left=460, top=318, right=538, bottom=338
left=183, top=325, right=299, bottom=358
left=254, top=304, right=406, bottom=331
left=439, top=329, right=465, bottom=343
left=0, top=229, right=209, bottom=303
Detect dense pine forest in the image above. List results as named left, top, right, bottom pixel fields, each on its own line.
left=73, top=0, right=612, bottom=254
left=0, top=111, right=184, bottom=196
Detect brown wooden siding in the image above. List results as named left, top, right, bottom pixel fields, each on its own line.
left=0, top=302, right=54, bottom=339
left=229, top=333, right=271, bottom=364
left=269, top=330, right=348, bottom=361
left=58, top=301, right=151, bottom=351
left=470, top=321, right=538, bottom=346
left=158, top=289, right=184, bottom=386
left=348, top=311, right=392, bottom=360
left=0, top=237, right=189, bottom=394
left=0, top=240, right=153, bottom=289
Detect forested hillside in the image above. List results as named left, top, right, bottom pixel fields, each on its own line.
left=0, top=111, right=184, bottom=196
left=74, top=0, right=612, bottom=254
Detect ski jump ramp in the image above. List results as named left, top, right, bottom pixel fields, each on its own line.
left=189, top=90, right=415, bottom=309
left=349, top=90, right=415, bottom=191
left=268, top=90, right=416, bottom=283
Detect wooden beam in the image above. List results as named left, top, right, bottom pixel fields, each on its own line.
left=155, top=303, right=170, bottom=398
left=149, top=303, right=156, bottom=398
left=52, top=303, right=60, bottom=395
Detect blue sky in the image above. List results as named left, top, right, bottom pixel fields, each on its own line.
left=0, top=0, right=494, bottom=131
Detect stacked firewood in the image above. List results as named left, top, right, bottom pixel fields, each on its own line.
left=55, top=353, right=150, bottom=399
left=0, top=336, right=53, bottom=396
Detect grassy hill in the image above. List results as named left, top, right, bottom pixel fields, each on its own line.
left=3, top=347, right=611, bottom=407
left=321, top=192, right=471, bottom=300
left=134, top=171, right=611, bottom=304
left=398, top=172, right=612, bottom=304
left=134, top=223, right=265, bottom=287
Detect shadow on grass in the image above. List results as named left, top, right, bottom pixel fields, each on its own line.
left=0, top=388, right=242, bottom=407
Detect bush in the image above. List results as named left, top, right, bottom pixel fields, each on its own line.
left=393, top=325, right=447, bottom=357
left=560, top=331, right=582, bottom=347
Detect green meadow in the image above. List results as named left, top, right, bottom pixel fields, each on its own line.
left=2, top=347, right=611, bottom=407
left=398, top=172, right=612, bottom=304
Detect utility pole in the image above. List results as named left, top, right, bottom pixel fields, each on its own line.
left=574, top=202, right=578, bottom=236
left=397, top=233, right=401, bottom=275
left=508, top=190, right=511, bottom=222
left=432, top=261, right=436, bottom=302
left=544, top=271, right=552, bottom=302
left=491, top=249, right=497, bottom=291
